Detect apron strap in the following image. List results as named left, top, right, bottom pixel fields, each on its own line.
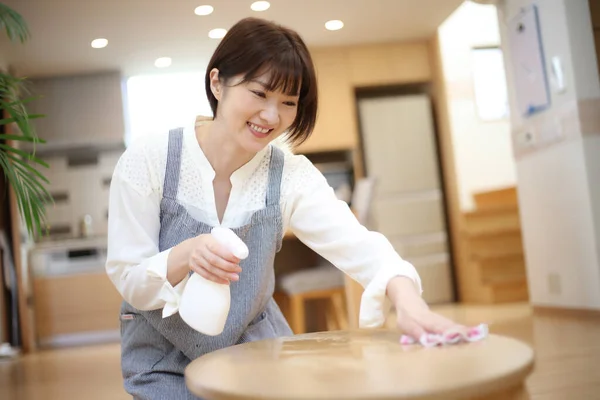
left=163, top=128, right=184, bottom=199
left=265, top=146, right=284, bottom=207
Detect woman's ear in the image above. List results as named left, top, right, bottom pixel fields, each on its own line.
left=209, top=68, right=222, bottom=101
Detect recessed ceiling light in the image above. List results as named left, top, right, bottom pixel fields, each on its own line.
left=208, top=28, right=227, bottom=39
left=325, top=20, right=344, bottom=31
left=91, top=38, right=108, bottom=49
left=194, top=5, right=214, bottom=16
left=155, top=57, right=172, bottom=68
left=251, top=1, right=270, bottom=11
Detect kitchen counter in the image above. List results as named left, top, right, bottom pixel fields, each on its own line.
left=31, top=235, right=108, bottom=252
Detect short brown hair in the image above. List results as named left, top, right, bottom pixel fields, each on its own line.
left=205, top=17, right=318, bottom=146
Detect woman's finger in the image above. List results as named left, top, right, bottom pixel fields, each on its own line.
left=199, top=253, right=240, bottom=282
left=204, top=244, right=242, bottom=274
left=397, top=313, right=425, bottom=339
left=206, top=237, right=241, bottom=264
left=190, top=255, right=231, bottom=284
left=419, top=312, right=463, bottom=334
left=206, top=252, right=242, bottom=274
left=192, top=264, right=230, bottom=284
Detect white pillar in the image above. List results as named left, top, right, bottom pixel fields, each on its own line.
left=498, top=0, right=600, bottom=309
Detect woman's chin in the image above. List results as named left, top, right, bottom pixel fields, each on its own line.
left=239, top=135, right=269, bottom=154
left=240, top=130, right=275, bottom=153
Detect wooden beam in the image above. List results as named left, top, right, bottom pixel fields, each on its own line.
left=428, top=35, right=467, bottom=303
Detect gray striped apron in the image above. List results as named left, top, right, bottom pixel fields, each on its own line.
left=119, top=128, right=293, bottom=399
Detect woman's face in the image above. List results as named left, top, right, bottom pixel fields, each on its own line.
left=210, top=69, right=300, bottom=154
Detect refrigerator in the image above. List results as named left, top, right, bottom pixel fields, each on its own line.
left=357, top=93, right=455, bottom=304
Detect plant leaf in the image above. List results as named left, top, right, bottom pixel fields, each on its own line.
left=0, top=76, right=41, bottom=140
left=0, top=151, right=48, bottom=237
left=0, top=133, right=46, bottom=143
left=0, top=4, right=30, bottom=43
left=0, top=113, right=44, bottom=126
left=0, top=154, right=35, bottom=235
left=0, top=143, right=49, bottom=168
left=6, top=152, right=50, bottom=184
left=0, top=100, right=37, bottom=139
left=0, top=4, right=50, bottom=237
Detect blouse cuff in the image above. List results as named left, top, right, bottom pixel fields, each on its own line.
left=146, top=248, right=189, bottom=318
left=358, top=261, right=423, bottom=328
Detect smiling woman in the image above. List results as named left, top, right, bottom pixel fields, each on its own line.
left=203, top=17, right=318, bottom=148
left=105, top=16, right=463, bottom=400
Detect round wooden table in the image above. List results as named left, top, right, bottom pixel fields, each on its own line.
left=185, top=329, right=534, bottom=400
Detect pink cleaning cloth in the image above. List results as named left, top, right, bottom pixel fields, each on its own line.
left=400, top=323, right=489, bottom=347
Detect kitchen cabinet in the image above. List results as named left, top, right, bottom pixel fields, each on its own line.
left=26, top=72, right=126, bottom=152
left=32, top=272, right=122, bottom=347
left=296, top=42, right=433, bottom=155
left=347, top=43, right=432, bottom=87
left=28, top=237, right=122, bottom=347
left=295, top=50, right=358, bottom=154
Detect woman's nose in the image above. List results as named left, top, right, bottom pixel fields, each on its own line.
left=259, top=103, right=279, bottom=126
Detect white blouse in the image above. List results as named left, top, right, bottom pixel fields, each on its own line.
left=105, top=123, right=422, bottom=328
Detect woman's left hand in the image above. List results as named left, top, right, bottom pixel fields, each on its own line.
left=386, top=276, right=466, bottom=339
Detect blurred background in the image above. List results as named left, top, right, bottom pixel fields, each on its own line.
left=0, top=0, right=599, bottom=399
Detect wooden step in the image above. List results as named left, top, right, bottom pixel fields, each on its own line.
left=473, top=187, right=518, bottom=209
left=476, top=254, right=527, bottom=285
left=466, top=229, right=525, bottom=259
left=463, top=205, right=521, bottom=236
left=489, top=280, right=529, bottom=303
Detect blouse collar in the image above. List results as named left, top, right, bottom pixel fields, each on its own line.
left=183, top=118, right=270, bottom=185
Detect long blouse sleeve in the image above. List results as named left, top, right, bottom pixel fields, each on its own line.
left=283, top=156, right=422, bottom=328
left=105, top=137, right=189, bottom=316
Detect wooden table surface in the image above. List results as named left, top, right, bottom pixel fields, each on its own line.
left=185, top=329, right=535, bottom=400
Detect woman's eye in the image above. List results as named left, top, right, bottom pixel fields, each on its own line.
left=284, top=101, right=297, bottom=107
left=252, top=90, right=266, bottom=98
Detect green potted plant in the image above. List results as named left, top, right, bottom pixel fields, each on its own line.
left=1, top=3, right=51, bottom=237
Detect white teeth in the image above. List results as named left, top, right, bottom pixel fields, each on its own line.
left=249, top=123, right=270, bottom=134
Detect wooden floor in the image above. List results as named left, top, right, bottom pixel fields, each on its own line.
left=0, top=302, right=599, bottom=399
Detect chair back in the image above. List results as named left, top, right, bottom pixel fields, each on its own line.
left=351, top=177, right=376, bottom=226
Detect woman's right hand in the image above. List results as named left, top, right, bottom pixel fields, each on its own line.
left=189, top=234, right=242, bottom=284
left=167, top=234, right=242, bottom=286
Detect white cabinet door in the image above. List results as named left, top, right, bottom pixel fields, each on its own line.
left=359, top=95, right=441, bottom=194
left=371, top=190, right=446, bottom=236
left=358, top=94, right=454, bottom=303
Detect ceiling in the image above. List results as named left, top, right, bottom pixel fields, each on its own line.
left=1, top=0, right=464, bottom=78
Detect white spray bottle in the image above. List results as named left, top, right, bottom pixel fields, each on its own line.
left=179, top=227, right=249, bottom=336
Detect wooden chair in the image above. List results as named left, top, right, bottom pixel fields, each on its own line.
left=276, top=178, right=376, bottom=334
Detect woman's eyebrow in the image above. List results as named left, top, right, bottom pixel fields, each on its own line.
left=248, top=79, right=269, bottom=89
left=248, top=78, right=300, bottom=97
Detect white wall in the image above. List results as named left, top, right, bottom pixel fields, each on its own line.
left=438, top=2, right=517, bottom=211
left=499, top=0, right=600, bottom=310
left=517, top=138, right=600, bottom=309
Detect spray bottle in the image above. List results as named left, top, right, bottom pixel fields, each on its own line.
left=179, top=227, right=249, bottom=335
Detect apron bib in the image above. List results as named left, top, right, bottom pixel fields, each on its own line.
left=120, top=128, right=292, bottom=399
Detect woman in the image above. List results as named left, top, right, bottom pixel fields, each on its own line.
left=106, top=17, right=462, bottom=399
